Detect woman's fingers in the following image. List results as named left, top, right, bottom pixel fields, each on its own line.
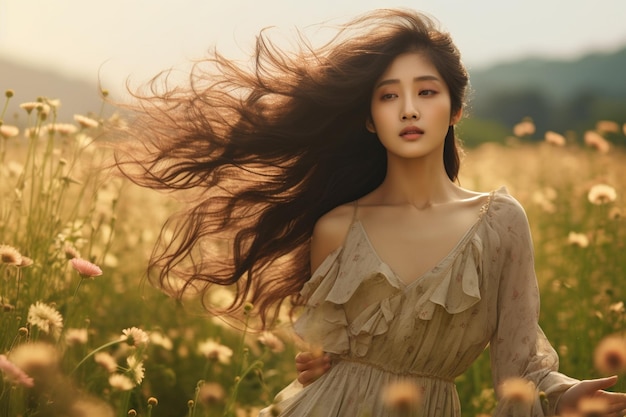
left=593, top=390, right=626, bottom=417
left=558, top=376, right=626, bottom=416
left=295, top=351, right=331, bottom=386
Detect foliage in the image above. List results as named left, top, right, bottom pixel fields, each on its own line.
left=457, top=139, right=626, bottom=415
left=456, top=118, right=512, bottom=148
left=0, top=91, right=298, bottom=417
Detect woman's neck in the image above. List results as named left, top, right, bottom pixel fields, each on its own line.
left=373, top=156, right=457, bottom=209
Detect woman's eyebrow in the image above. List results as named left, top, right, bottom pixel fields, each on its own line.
left=375, top=75, right=441, bottom=89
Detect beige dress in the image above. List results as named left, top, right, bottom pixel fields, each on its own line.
left=260, top=187, right=578, bottom=416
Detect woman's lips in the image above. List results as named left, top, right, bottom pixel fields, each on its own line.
left=400, top=126, right=424, bottom=140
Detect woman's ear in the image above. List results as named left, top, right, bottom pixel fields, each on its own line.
left=450, top=108, right=463, bottom=126
left=366, top=118, right=376, bottom=133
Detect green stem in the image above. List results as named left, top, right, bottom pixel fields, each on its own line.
left=65, top=277, right=86, bottom=327
left=223, top=356, right=266, bottom=416
left=73, top=277, right=85, bottom=299
left=14, top=270, right=21, bottom=310
left=0, top=137, right=6, bottom=166
left=70, top=338, right=123, bottom=375
left=118, top=390, right=132, bottom=417
left=187, top=398, right=195, bottom=417
left=236, top=311, right=251, bottom=376
left=190, top=380, right=203, bottom=417
left=21, top=122, right=43, bottom=248
left=0, top=94, right=11, bottom=120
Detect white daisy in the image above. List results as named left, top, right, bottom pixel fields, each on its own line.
left=126, top=356, right=145, bottom=385
left=27, top=302, right=64, bottom=338
left=120, top=327, right=149, bottom=348
left=94, top=352, right=118, bottom=373
left=198, top=339, right=233, bottom=364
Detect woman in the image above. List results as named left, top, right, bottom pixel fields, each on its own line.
left=114, top=8, right=626, bottom=416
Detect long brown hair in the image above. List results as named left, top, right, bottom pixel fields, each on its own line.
left=113, top=8, right=469, bottom=327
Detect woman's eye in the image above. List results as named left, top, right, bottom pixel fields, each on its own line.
left=419, top=89, right=437, bottom=96
left=381, top=93, right=397, bottom=100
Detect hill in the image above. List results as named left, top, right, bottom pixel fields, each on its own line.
left=464, top=46, right=626, bottom=140
left=469, top=46, right=626, bottom=103
left=0, top=59, right=104, bottom=123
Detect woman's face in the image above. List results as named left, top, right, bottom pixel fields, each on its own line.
left=368, top=51, right=461, bottom=162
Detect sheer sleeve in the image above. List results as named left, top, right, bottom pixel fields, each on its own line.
left=490, top=195, right=578, bottom=416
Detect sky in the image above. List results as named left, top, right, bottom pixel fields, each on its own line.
left=1, top=0, right=626, bottom=95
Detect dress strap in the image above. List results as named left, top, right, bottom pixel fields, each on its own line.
left=479, top=189, right=497, bottom=217
left=351, top=199, right=360, bottom=223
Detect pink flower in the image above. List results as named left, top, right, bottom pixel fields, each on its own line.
left=73, top=114, right=99, bottom=129
left=513, top=119, right=535, bottom=137
left=0, top=354, right=34, bottom=388
left=108, top=373, right=134, bottom=391
left=0, top=125, right=19, bottom=139
left=70, top=258, right=102, bottom=278
left=594, top=334, right=626, bottom=375
left=584, top=131, right=610, bottom=153
left=578, top=396, right=610, bottom=415
left=381, top=379, right=423, bottom=413
left=595, top=120, right=619, bottom=134
left=544, top=131, right=566, bottom=146
left=499, top=377, right=536, bottom=404
left=94, top=352, right=117, bottom=373
left=257, top=331, right=285, bottom=353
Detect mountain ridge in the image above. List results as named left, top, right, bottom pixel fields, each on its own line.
left=0, top=59, right=105, bottom=123
left=2, top=45, right=625, bottom=125
left=469, top=46, right=626, bottom=103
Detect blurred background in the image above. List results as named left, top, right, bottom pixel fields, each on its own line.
left=1, top=0, right=625, bottom=145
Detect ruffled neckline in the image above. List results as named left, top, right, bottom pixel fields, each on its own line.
left=307, top=188, right=495, bottom=292
left=356, top=209, right=485, bottom=291
left=294, top=188, right=500, bottom=357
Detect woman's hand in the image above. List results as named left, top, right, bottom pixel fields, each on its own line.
left=295, top=351, right=331, bottom=387
left=557, top=376, right=626, bottom=416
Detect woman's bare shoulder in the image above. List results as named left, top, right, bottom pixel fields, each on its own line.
left=310, top=203, right=355, bottom=272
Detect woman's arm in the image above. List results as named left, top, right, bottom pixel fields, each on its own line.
left=295, top=203, right=354, bottom=385
left=489, top=196, right=579, bottom=415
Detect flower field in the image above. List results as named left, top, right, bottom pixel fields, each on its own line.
left=0, top=90, right=625, bottom=416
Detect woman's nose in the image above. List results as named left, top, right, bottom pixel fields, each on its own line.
left=401, top=98, right=420, bottom=120
left=401, top=109, right=419, bottom=120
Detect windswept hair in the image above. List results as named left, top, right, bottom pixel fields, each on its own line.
left=113, top=8, right=469, bottom=328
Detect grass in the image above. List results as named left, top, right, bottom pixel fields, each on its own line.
left=0, top=90, right=625, bottom=416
